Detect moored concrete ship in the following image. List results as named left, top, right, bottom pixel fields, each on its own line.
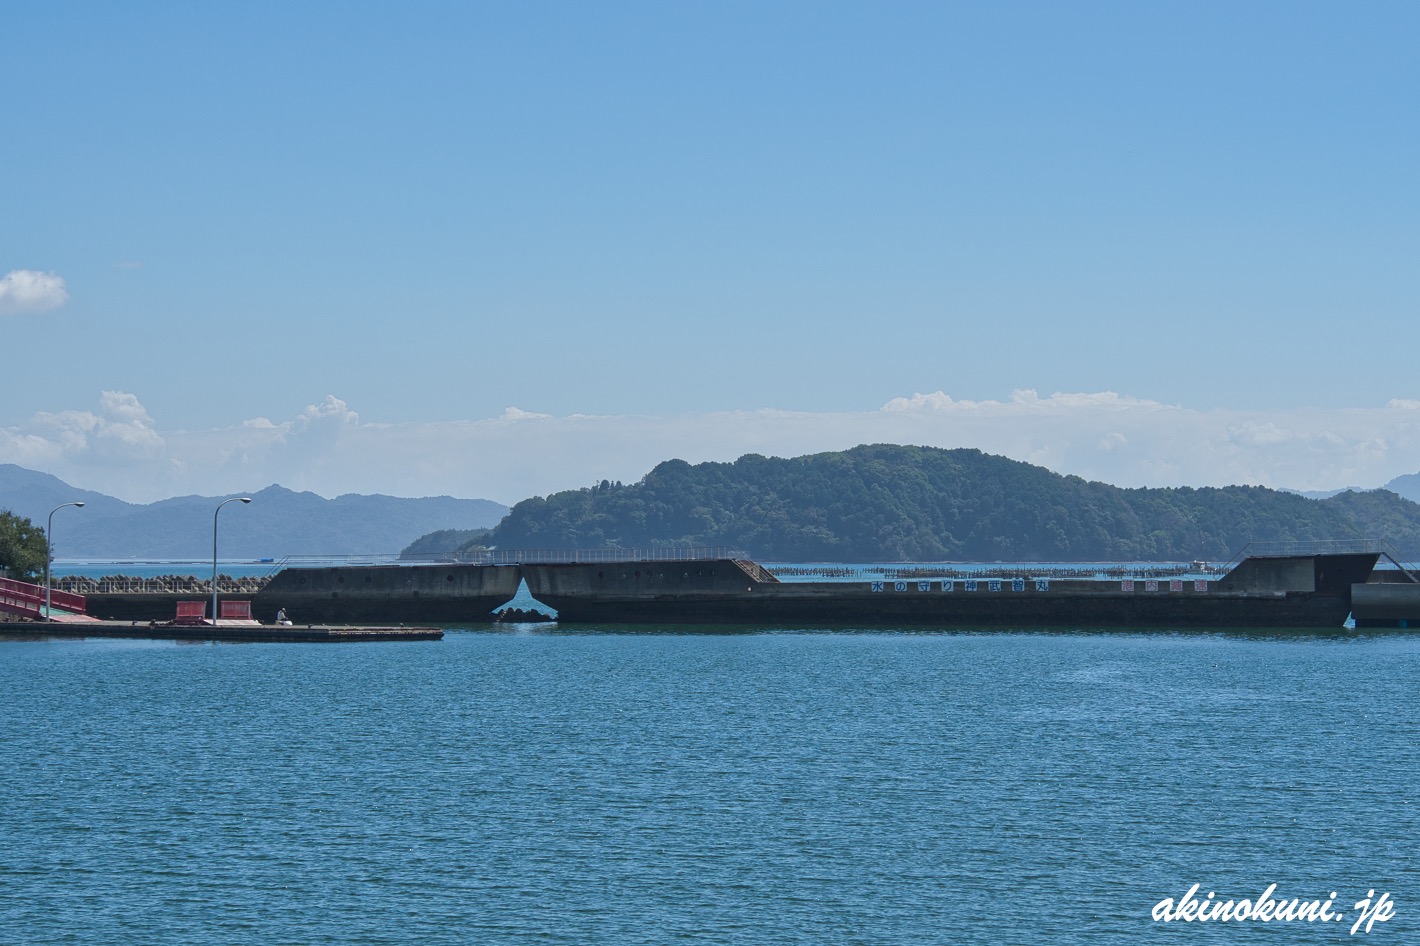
left=253, top=562, right=523, bottom=625
left=1350, top=571, right=1420, bottom=627
left=521, top=544, right=1386, bottom=628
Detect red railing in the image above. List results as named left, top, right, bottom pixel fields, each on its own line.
left=220, top=600, right=253, bottom=620
left=0, top=578, right=88, bottom=619
left=174, top=601, right=208, bottom=624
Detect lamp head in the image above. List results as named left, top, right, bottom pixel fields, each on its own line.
left=239, top=497, right=252, bottom=504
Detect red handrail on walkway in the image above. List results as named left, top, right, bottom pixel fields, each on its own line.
left=0, top=578, right=88, bottom=620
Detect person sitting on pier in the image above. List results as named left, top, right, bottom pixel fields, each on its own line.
left=275, top=607, right=293, bottom=626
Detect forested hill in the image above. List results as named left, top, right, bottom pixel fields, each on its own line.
left=484, top=445, right=1420, bottom=562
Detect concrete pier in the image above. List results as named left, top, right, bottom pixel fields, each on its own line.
left=0, top=620, right=443, bottom=643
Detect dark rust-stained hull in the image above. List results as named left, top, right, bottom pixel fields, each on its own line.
left=522, top=554, right=1379, bottom=628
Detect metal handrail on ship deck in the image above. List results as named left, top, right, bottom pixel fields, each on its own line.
left=733, top=559, right=780, bottom=583
left=1219, top=538, right=1420, bottom=583
left=275, top=547, right=751, bottom=567
left=489, top=547, right=749, bottom=565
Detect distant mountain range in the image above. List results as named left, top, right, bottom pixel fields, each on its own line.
left=1285, top=474, right=1420, bottom=503
left=0, top=465, right=507, bottom=559
left=1383, top=473, right=1420, bottom=504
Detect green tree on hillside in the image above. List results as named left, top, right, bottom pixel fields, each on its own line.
left=0, top=510, right=47, bottom=581
left=473, top=445, right=1420, bottom=562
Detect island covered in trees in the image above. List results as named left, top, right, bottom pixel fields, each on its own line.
left=401, top=445, right=1420, bottom=563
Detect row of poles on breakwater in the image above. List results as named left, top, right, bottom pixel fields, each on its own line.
left=51, top=562, right=1222, bottom=595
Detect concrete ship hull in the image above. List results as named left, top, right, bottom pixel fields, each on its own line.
left=1350, top=581, right=1420, bottom=628
left=523, top=553, right=1380, bottom=629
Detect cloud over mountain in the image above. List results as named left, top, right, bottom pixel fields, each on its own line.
left=4, top=390, right=1420, bottom=506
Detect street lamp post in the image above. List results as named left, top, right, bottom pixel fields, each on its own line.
left=212, top=497, right=251, bottom=623
left=45, top=502, right=85, bottom=621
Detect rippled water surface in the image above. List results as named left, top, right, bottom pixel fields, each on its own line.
left=2, top=629, right=1416, bottom=944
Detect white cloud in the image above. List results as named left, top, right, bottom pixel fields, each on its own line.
left=16, top=390, right=164, bottom=472
left=1225, top=422, right=1295, bottom=448
left=1100, top=432, right=1128, bottom=451
left=5, top=390, right=1420, bottom=505
left=294, top=395, right=360, bottom=428
left=0, top=269, right=70, bottom=316
left=883, top=389, right=1175, bottom=415
left=500, top=407, right=554, bottom=422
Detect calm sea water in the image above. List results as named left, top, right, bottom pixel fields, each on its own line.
left=2, top=628, right=1416, bottom=945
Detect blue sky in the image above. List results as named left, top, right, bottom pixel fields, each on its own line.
left=3, top=2, right=1419, bottom=503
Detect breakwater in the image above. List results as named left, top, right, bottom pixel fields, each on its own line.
left=54, top=574, right=268, bottom=595
left=61, top=563, right=523, bottom=625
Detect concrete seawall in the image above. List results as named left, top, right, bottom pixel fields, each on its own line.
left=78, top=564, right=523, bottom=625
left=0, top=620, right=443, bottom=642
